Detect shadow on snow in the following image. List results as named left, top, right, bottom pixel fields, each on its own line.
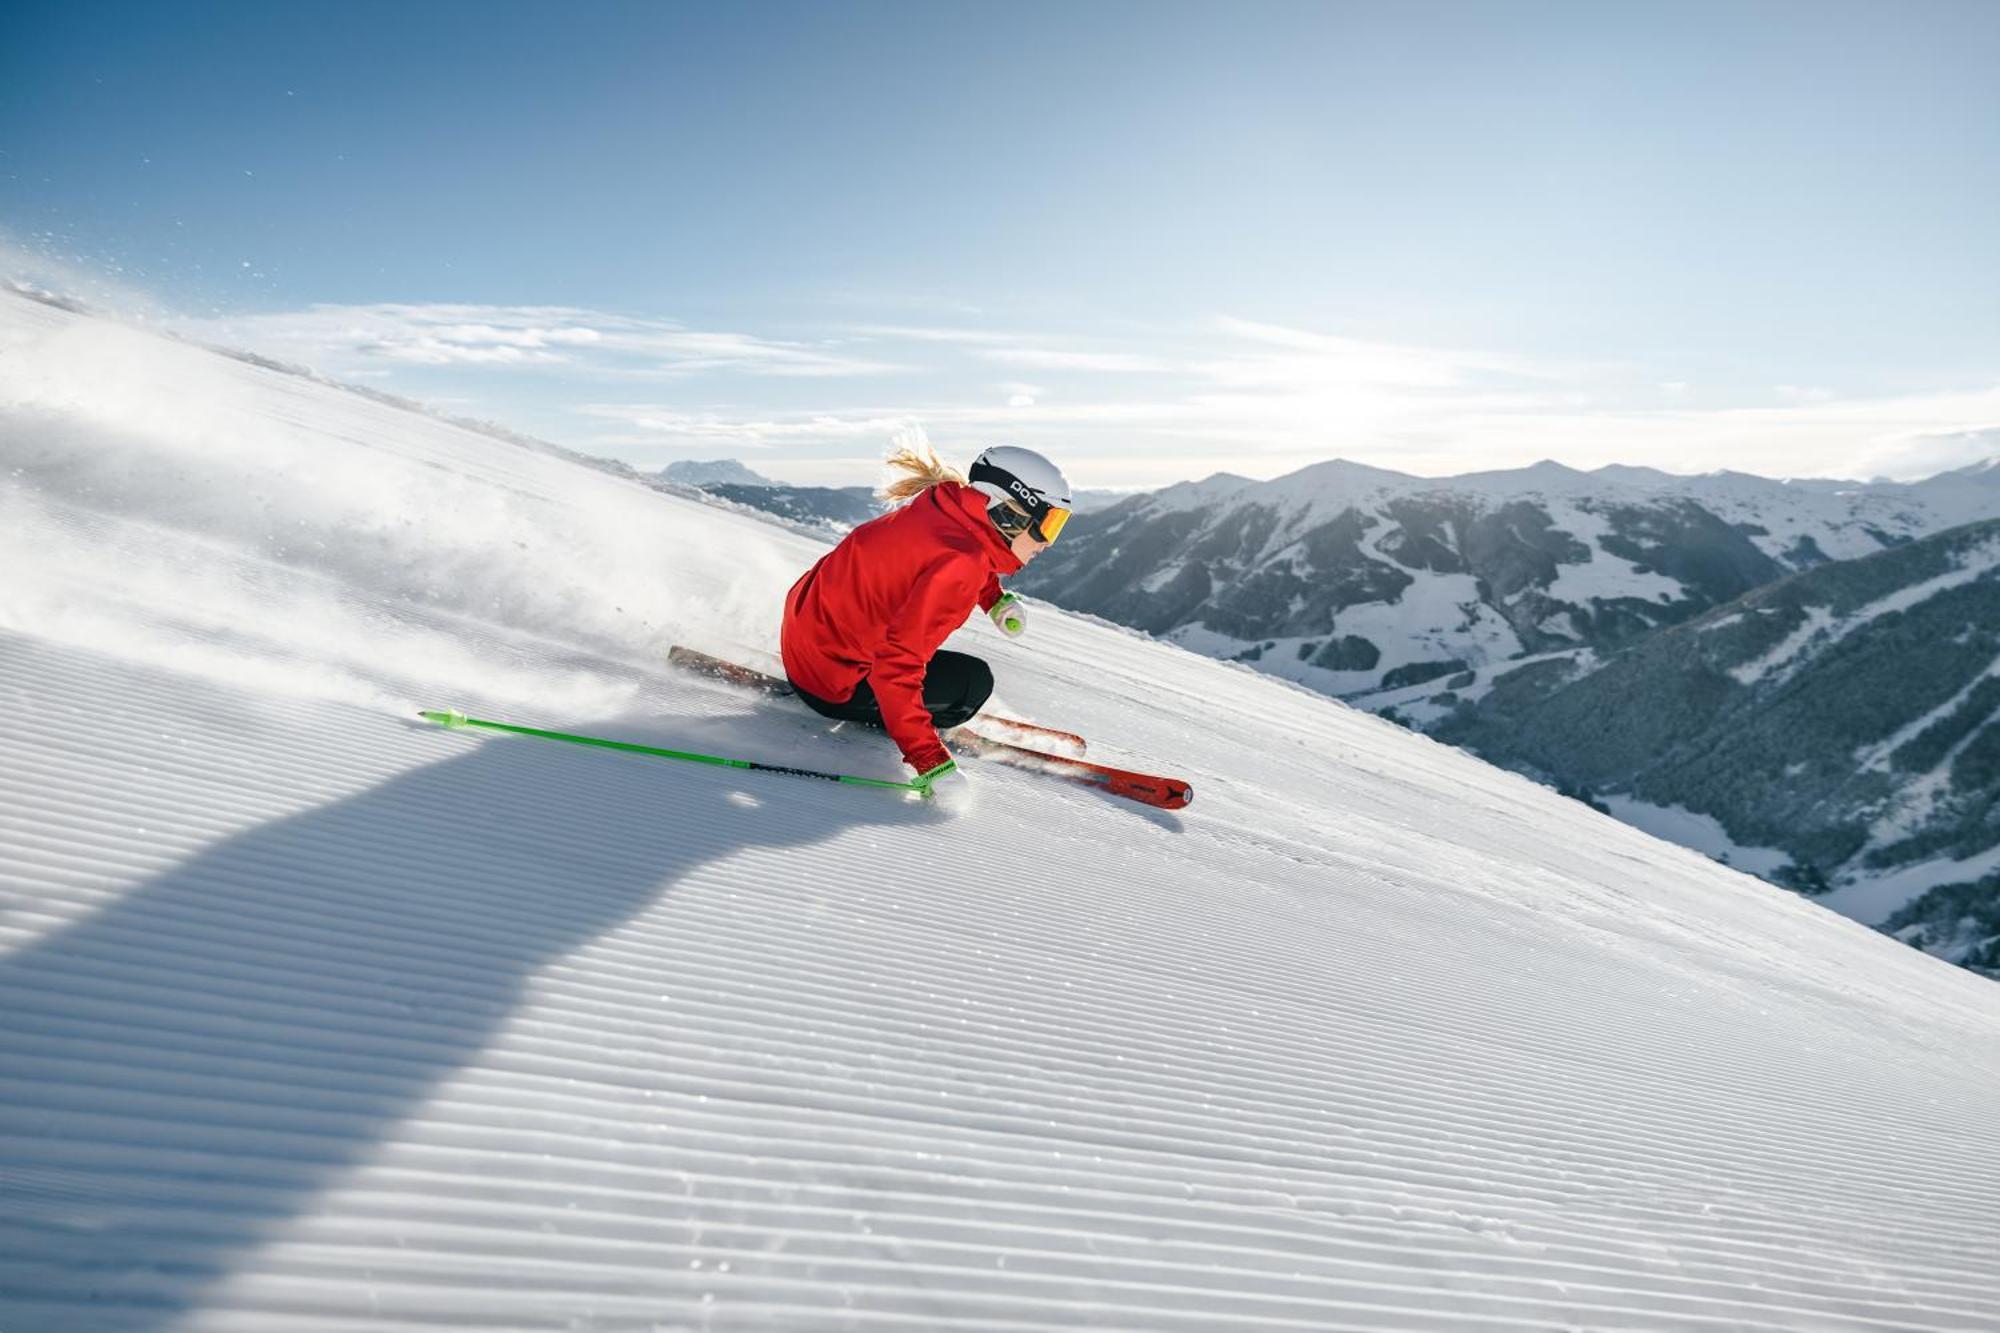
left=0, top=702, right=929, bottom=1329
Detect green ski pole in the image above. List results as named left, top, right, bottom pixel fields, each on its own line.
left=419, top=710, right=922, bottom=795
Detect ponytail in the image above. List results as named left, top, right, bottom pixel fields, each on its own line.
left=878, top=437, right=966, bottom=505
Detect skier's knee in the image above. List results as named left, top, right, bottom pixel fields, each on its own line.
left=931, top=657, right=993, bottom=730
left=963, top=657, right=994, bottom=712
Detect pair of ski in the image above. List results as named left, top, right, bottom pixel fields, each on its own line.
left=418, top=648, right=1192, bottom=811
left=665, top=647, right=1192, bottom=810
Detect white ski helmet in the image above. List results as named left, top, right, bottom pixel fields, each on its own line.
left=967, top=445, right=1074, bottom=544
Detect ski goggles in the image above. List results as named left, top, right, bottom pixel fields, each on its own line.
left=996, top=499, right=1072, bottom=545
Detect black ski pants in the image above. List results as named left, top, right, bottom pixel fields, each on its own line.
left=791, top=650, right=994, bottom=732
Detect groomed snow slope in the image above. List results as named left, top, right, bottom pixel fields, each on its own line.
left=4, top=289, right=2000, bottom=1332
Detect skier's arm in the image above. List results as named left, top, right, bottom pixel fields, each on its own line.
left=976, top=572, right=1004, bottom=613
left=870, top=556, right=982, bottom=773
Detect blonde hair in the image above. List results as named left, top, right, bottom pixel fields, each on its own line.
left=878, top=438, right=967, bottom=505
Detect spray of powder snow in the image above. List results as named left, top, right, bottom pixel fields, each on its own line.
left=0, top=296, right=818, bottom=719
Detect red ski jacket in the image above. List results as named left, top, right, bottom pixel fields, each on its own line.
left=782, top=482, right=1020, bottom=773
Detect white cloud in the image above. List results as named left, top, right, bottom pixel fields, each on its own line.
left=360, top=337, right=571, bottom=366
left=167, top=303, right=905, bottom=381
left=1353, top=385, right=2000, bottom=482
left=979, top=345, right=1179, bottom=374
left=109, top=284, right=2000, bottom=489
left=577, top=405, right=924, bottom=447
left=850, top=322, right=1181, bottom=375
left=576, top=337, right=2000, bottom=489
left=1203, top=315, right=1596, bottom=388
left=848, top=323, right=1027, bottom=346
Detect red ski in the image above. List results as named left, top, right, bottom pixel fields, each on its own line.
left=668, top=644, right=798, bottom=696
left=666, top=646, right=1191, bottom=810
left=948, top=732, right=1193, bottom=810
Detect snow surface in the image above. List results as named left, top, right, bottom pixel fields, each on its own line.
left=1851, top=652, right=2000, bottom=903
left=1820, top=841, right=2000, bottom=928
left=1727, top=608, right=1838, bottom=686
left=1600, top=797, right=1795, bottom=880
left=1858, top=655, right=2000, bottom=778
left=1538, top=503, right=1685, bottom=607
left=6, top=290, right=2000, bottom=1331
left=1729, top=542, right=2000, bottom=692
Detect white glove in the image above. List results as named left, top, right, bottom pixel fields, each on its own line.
left=989, top=592, right=1027, bottom=638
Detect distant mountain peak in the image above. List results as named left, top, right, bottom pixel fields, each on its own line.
left=1927, top=454, right=2000, bottom=484
left=1588, top=464, right=1681, bottom=488
left=660, top=458, right=776, bottom=489
left=1284, top=458, right=1419, bottom=488
left=1148, top=471, right=1257, bottom=512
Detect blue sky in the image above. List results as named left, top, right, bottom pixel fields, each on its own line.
left=5, top=0, right=1998, bottom=487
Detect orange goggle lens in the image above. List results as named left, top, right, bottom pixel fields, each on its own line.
left=1036, top=506, right=1071, bottom=543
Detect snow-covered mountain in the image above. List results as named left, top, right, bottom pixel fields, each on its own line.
left=700, top=480, right=882, bottom=531
left=1014, top=457, right=1980, bottom=701
left=1013, top=455, right=2000, bottom=961
left=659, top=457, right=778, bottom=488
left=657, top=459, right=883, bottom=531
left=6, top=288, right=2000, bottom=1330
left=1434, top=520, right=2000, bottom=969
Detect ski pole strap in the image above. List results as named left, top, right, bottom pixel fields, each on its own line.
left=418, top=710, right=921, bottom=793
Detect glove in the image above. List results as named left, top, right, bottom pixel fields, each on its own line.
left=912, top=759, right=969, bottom=807
left=913, top=759, right=958, bottom=796
left=989, top=592, right=1027, bottom=638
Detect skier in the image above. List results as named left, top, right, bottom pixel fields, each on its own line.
left=781, top=443, right=1073, bottom=799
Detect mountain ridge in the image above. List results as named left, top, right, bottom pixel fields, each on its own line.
left=1434, top=516, right=2000, bottom=962
left=1011, top=450, right=2000, bottom=971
